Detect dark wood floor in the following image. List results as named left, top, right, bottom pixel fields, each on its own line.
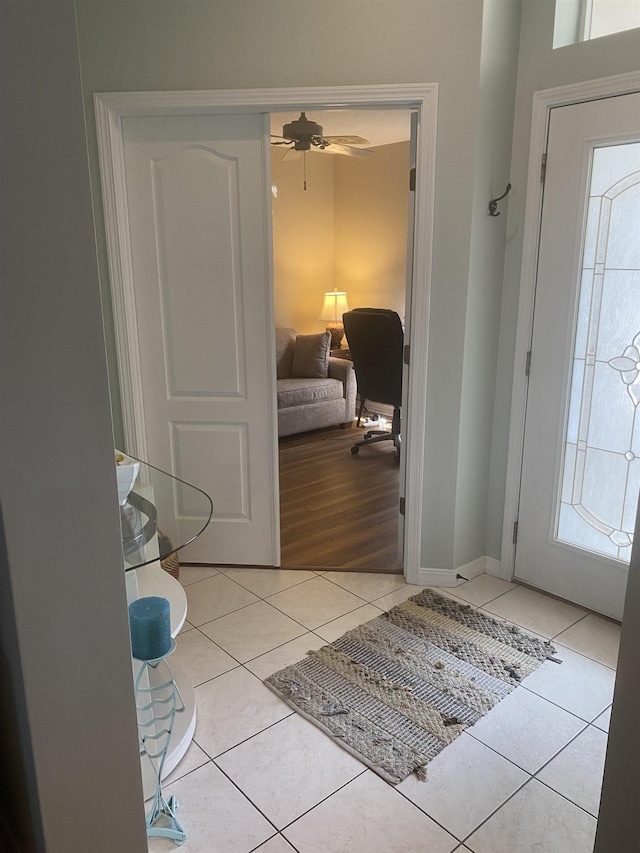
left=279, top=426, right=402, bottom=572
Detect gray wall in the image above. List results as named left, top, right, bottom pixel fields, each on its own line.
left=0, top=4, right=147, bottom=850
left=594, top=500, right=640, bottom=848
left=74, top=0, right=640, bottom=574
left=486, top=0, right=640, bottom=559
left=454, top=0, right=522, bottom=567
left=1, top=4, right=638, bottom=849
left=75, top=0, right=492, bottom=571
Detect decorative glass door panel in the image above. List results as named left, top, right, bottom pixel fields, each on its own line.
left=514, top=92, right=640, bottom=620
left=557, top=143, right=640, bottom=563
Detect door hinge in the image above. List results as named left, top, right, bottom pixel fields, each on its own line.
left=540, top=152, right=547, bottom=183
left=399, top=496, right=406, bottom=516
left=512, top=521, right=519, bottom=545
left=403, top=344, right=410, bottom=365
left=409, top=167, right=416, bottom=192
left=525, top=350, right=532, bottom=377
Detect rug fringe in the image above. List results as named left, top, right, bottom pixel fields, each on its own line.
left=414, top=764, right=428, bottom=782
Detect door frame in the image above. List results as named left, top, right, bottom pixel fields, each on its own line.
left=500, top=70, right=640, bottom=581
left=94, top=83, right=438, bottom=583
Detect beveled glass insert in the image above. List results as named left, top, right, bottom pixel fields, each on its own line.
left=557, top=142, right=640, bottom=562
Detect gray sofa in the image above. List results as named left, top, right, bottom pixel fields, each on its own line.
left=275, top=327, right=356, bottom=437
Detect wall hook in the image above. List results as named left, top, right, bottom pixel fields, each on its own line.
left=488, top=183, right=512, bottom=216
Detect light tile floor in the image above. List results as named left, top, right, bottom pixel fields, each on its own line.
left=147, top=570, right=620, bottom=853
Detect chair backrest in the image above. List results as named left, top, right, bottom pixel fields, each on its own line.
left=342, top=308, right=403, bottom=408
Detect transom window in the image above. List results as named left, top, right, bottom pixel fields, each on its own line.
left=554, top=0, right=640, bottom=47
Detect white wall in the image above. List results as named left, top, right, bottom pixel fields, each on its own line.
left=0, top=4, right=147, bottom=850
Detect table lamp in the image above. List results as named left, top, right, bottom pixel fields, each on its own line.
left=319, top=289, right=350, bottom=348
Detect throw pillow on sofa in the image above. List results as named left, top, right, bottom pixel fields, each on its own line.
left=291, top=331, right=331, bottom=378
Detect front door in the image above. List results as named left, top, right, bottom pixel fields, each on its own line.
left=515, top=92, right=640, bottom=620
left=121, top=113, right=279, bottom=565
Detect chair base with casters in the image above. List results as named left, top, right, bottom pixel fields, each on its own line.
left=351, top=403, right=401, bottom=461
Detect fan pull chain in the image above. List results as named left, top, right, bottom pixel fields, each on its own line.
left=303, top=150, right=307, bottom=191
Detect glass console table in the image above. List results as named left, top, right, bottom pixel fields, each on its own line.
left=121, top=456, right=212, bottom=572
left=120, top=456, right=213, bottom=800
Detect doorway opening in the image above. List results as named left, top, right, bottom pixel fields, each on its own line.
left=95, top=84, right=437, bottom=585
left=270, top=107, right=413, bottom=573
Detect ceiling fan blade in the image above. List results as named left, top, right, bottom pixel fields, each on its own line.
left=325, top=143, right=374, bottom=158
left=323, top=135, right=370, bottom=146
left=271, top=135, right=295, bottom=147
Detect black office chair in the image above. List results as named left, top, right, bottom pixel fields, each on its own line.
left=342, top=308, right=403, bottom=460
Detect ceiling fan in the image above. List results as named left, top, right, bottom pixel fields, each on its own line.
left=271, top=112, right=374, bottom=159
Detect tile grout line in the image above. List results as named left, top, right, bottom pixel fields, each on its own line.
left=551, top=611, right=591, bottom=640
left=148, top=756, right=212, bottom=794
left=274, top=768, right=370, bottom=839
left=261, top=594, right=383, bottom=632
left=548, top=638, right=618, bottom=672
left=391, top=776, right=467, bottom=845
left=518, top=681, right=611, bottom=723
left=458, top=765, right=599, bottom=849
left=447, top=585, right=518, bottom=610
left=319, top=571, right=409, bottom=601
left=459, top=719, right=601, bottom=842
left=197, top=708, right=294, bottom=763
left=198, top=622, right=314, bottom=666
left=531, top=758, right=604, bottom=820
left=456, top=771, right=533, bottom=848
left=219, top=568, right=324, bottom=598
left=462, top=703, right=589, bottom=777
left=207, top=756, right=286, bottom=839
left=250, top=832, right=301, bottom=853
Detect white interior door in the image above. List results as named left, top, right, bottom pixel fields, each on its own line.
left=122, top=113, right=279, bottom=565
left=515, top=93, right=640, bottom=619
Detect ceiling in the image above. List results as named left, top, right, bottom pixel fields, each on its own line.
left=270, top=108, right=412, bottom=149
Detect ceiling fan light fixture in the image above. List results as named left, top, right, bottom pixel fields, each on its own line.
left=282, top=112, right=324, bottom=143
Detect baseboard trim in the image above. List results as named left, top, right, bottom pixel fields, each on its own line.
left=484, top=557, right=506, bottom=578
left=453, top=557, right=486, bottom=583
left=417, top=568, right=461, bottom=587
left=418, top=556, right=491, bottom=588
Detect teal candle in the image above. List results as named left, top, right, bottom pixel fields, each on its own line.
left=129, top=596, right=171, bottom=661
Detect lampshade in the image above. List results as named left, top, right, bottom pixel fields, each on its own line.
left=319, top=290, right=350, bottom=322
left=319, top=289, right=350, bottom=349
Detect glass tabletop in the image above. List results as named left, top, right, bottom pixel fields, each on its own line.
left=119, top=455, right=213, bottom=572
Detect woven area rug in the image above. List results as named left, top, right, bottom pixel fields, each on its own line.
left=264, top=589, right=560, bottom=784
